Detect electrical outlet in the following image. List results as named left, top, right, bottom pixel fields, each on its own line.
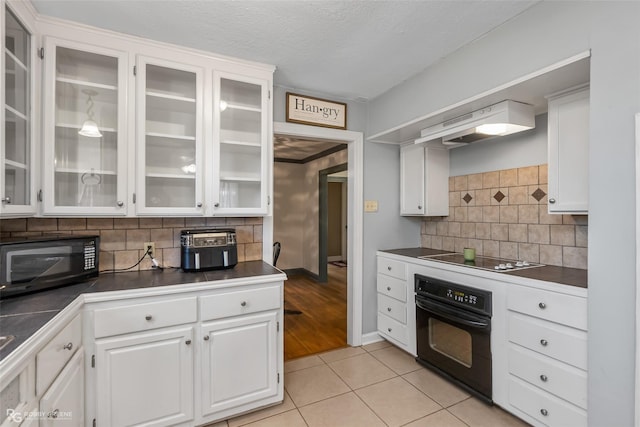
left=144, top=242, right=155, bottom=256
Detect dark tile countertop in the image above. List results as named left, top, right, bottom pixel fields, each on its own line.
left=380, top=248, right=587, bottom=289
left=0, top=261, right=284, bottom=362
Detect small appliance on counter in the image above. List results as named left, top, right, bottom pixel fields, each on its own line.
left=180, top=229, right=237, bottom=272
left=0, top=235, right=100, bottom=298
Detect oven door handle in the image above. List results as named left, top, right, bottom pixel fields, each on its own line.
left=416, top=297, right=490, bottom=330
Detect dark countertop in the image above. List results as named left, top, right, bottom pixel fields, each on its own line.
left=380, top=248, right=587, bottom=289
left=0, top=261, right=284, bottom=362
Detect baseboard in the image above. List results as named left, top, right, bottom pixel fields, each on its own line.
left=282, top=268, right=320, bottom=281
left=361, top=331, right=385, bottom=346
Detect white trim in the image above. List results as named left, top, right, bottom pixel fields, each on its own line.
left=635, top=112, right=640, bottom=427
left=361, top=332, right=385, bottom=346
left=272, top=121, right=364, bottom=346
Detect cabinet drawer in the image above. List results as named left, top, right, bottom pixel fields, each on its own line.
left=94, top=297, right=197, bottom=338
left=377, top=313, right=408, bottom=345
left=509, top=345, right=587, bottom=409
left=377, top=274, right=407, bottom=302
left=200, top=285, right=280, bottom=321
left=377, top=257, right=407, bottom=280
left=377, top=293, right=406, bottom=324
left=509, top=376, right=586, bottom=427
left=36, top=314, right=82, bottom=395
left=508, top=312, right=587, bottom=370
left=507, top=285, right=587, bottom=331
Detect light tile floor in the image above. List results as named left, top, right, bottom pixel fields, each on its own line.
left=211, top=341, right=530, bottom=427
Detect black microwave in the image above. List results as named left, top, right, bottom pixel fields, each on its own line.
left=0, top=235, right=99, bottom=298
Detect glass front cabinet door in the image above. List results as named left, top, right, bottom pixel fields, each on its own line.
left=213, top=72, right=269, bottom=215
left=42, top=37, right=128, bottom=215
left=135, top=56, right=204, bottom=215
left=1, top=4, right=36, bottom=216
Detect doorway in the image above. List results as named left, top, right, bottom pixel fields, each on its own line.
left=319, top=163, right=348, bottom=283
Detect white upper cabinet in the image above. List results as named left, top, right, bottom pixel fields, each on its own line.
left=547, top=86, right=589, bottom=214
left=400, top=143, right=449, bottom=216
left=212, top=72, right=270, bottom=215
left=135, top=56, right=204, bottom=215
left=1, top=3, right=36, bottom=216
left=42, top=37, right=128, bottom=216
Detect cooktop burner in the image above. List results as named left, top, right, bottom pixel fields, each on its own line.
left=418, top=253, right=544, bottom=272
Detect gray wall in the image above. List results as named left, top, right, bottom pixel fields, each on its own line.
left=367, top=2, right=640, bottom=425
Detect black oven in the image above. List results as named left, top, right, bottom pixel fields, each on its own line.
left=415, top=274, right=492, bottom=402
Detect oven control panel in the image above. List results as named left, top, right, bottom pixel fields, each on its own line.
left=415, top=274, right=492, bottom=316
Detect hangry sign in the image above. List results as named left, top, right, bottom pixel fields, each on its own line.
left=286, top=93, right=347, bottom=130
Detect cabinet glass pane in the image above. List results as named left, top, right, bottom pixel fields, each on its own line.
left=144, top=64, right=197, bottom=208
left=4, top=7, right=30, bottom=207
left=219, top=78, right=263, bottom=209
left=54, top=47, right=118, bottom=207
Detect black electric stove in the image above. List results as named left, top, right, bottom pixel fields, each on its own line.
left=418, top=253, right=544, bottom=272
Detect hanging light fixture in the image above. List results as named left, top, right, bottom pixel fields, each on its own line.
left=78, top=89, right=103, bottom=138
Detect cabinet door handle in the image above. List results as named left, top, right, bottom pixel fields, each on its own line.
left=241, top=301, right=247, bottom=307
left=540, top=339, right=548, bottom=346
left=145, top=315, right=153, bottom=321
left=540, top=374, right=548, bottom=382
left=185, top=340, right=191, bottom=345
left=117, top=201, right=124, bottom=207
left=548, top=198, right=556, bottom=204
left=214, top=202, right=220, bottom=208
left=387, top=307, right=392, bottom=312
left=63, top=342, right=73, bottom=351
left=538, top=302, right=546, bottom=309
left=196, top=202, right=202, bottom=208
left=1, top=196, right=10, bottom=204
left=204, top=336, right=210, bottom=341
left=387, top=328, right=392, bottom=332
left=386, top=286, right=391, bottom=291
left=417, top=205, right=422, bottom=210
left=540, top=409, right=549, bottom=416
left=387, top=266, right=392, bottom=271
left=49, top=409, right=59, bottom=419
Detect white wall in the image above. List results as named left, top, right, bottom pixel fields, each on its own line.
left=367, top=2, right=640, bottom=425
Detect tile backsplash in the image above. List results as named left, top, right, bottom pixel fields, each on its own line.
left=421, top=164, right=588, bottom=269
left=0, top=217, right=263, bottom=271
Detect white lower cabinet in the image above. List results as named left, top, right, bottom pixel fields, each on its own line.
left=201, top=311, right=278, bottom=417
left=39, top=349, right=84, bottom=427
left=95, top=326, right=195, bottom=427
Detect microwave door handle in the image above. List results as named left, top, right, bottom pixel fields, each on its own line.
left=416, top=297, right=490, bottom=330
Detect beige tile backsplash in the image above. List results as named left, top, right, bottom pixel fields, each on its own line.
left=421, top=164, right=588, bottom=269
left=0, top=217, right=263, bottom=271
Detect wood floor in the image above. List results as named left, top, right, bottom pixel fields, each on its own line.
left=283, top=264, right=347, bottom=361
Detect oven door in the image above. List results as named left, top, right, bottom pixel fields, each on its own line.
left=416, top=294, right=492, bottom=400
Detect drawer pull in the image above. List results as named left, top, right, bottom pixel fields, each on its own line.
left=387, top=266, right=392, bottom=271
left=538, top=302, right=546, bottom=309
left=540, top=409, right=549, bottom=416
left=49, top=409, right=59, bottom=419
left=63, top=342, right=73, bottom=351
left=241, top=301, right=247, bottom=307
left=387, top=307, right=392, bottom=312
left=386, top=286, right=391, bottom=291
left=204, top=336, right=210, bottom=341
left=387, top=328, right=392, bottom=332
left=185, top=340, right=191, bottom=345
left=540, top=374, right=548, bottom=382
left=145, top=315, right=153, bottom=321
left=540, top=339, right=548, bottom=346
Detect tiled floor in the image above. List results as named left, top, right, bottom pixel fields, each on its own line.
left=212, top=341, right=530, bottom=427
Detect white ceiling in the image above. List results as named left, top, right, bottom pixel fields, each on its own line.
left=30, top=0, right=539, bottom=102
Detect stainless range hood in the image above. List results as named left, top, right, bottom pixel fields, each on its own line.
left=415, top=100, right=535, bottom=148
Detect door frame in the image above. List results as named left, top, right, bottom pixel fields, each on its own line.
left=267, top=121, right=364, bottom=346
left=319, top=163, right=348, bottom=282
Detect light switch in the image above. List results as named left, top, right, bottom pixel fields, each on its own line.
left=364, top=200, right=378, bottom=212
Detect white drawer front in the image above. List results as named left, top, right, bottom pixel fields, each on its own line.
left=509, top=376, right=586, bottom=427
left=508, top=312, right=587, bottom=370
left=36, top=314, right=82, bottom=395
left=377, top=313, right=408, bottom=345
left=509, top=345, right=587, bottom=409
left=377, top=257, right=407, bottom=280
left=94, top=297, right=197, bottom=338
left=200, top=285, right=281, bottom=321
left=508, top=285, right=587, bottom=331
left=377, top=274, right=407, bottom=302
left=377, top=293, right=407, bottom=324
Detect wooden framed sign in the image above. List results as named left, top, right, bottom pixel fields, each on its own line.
left=286, top=92, right=347, bottom=130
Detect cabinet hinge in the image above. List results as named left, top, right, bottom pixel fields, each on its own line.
left=93, top=418, right=96, bottom=427
left=37, top=189, right=43, bottom=202
left=91, top=355, right=95, bottom=368
left=277, top=373, right=280, bottom=383
left=268, top=90, right=271, bottom=100
left=132, top=193, right=136, bottom=204
left=277, top=321, right=279, bottom=332
left=38, top=48, right=44, bottom=59
left=133, top=65, right=137, bottom=76
left=268, top=195, right=271, bottom=206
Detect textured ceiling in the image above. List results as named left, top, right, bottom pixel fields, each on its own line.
left=30, top=0, right=538, bottom=101
left=273, top=135, right=345, bottom=163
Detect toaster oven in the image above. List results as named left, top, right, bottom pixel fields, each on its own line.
left=180, top=229, right=237, bottom=272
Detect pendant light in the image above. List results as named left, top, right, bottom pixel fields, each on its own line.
left=78, top=89, right=103, bottom=138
